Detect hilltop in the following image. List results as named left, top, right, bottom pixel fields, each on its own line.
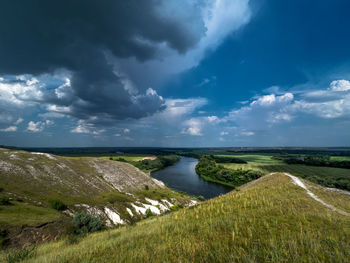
left=4, top=172, right=350, bottom=262
left=0, top=148, right=196, bottom=248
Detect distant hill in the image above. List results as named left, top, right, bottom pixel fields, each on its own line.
left=6, top=172, right=350, bottom=262
left=0, top=148, right=196, bottom=248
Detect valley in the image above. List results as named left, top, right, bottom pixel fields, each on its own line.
left=1, top=147, right=350, bottom=262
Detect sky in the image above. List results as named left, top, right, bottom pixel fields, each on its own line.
left=0, top=0, right=350, bottom=147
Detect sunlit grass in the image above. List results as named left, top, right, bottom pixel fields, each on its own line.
left=8, top=173, right=350, bottom=263
left=330, top=156, right=350, bottom=161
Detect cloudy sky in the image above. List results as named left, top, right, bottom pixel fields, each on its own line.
left=0, top=0, right=350, bottom=147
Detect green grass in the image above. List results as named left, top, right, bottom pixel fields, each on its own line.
left=219, top=154, right=284, bottom=172
left=307, top=182, right=350, bottom=214
left=261, top=164, right=350, bottom=178
left=216, top=154, right=283, bottom=165
left=331, top=156, right=350, bottom=161
left=218, top=154, right=282, bottom=172
left=7, top=173, right=350, bottom=263
left=106, top=154, right=154, bottom=162
left=0, top=202, right=61, bottom=226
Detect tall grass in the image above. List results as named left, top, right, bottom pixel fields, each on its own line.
left=11, top=173, right=350, bottom=263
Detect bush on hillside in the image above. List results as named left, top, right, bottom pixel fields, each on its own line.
left=49, top=199, right=67, bottom=211
left=145, top=209, right=153, bottom=218
left=72, top=212, right=103, bottom=235
left=0, top=196, right=11, bottom=205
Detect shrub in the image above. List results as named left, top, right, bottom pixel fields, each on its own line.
left=144, top=185, right=149, bottom=190
left=145, top=208, right=153, bottom=218
left=49, top=199, right=67, bottom=211
left=197, top=196, right=205, bottom=201
left=0, top=229, right=9, bottom=248
left=0, top=196, right=11, bottom=205
left=169, top=204, right=181, bottom=211
left=72, top=212, right=103, bottom=235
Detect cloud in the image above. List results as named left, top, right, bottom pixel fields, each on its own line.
left=0, top=0, right=251, bottom=127
left=207, top=116, right=219, bottom=122
left=182, top=118, right=203, bottom=136
left=241, top=131, right=254, bottom=136
left=14, top=118, right=23, bottom=125
left=26, top=119, right=54, bottom=132
left=329, top=79, right=350, bottom=91
left=123, top=128, right=130, bottom=134
left=226, top=79, right=350, bottom=133
left=45, top=120, right=54, bottom=126
left=27, top=121, right=45, bottom=132
left=0, top=126, right=17, bottom=132
left=220, top=131, right=229, bottom=136
left=195, top=76, right=217, bottom=88
left=71, top=120, right=105, bottom=135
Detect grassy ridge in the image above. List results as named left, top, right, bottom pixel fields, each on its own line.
left=262, top=164, right=350, bottom=190
left=8, top=173, right=350, bottom=263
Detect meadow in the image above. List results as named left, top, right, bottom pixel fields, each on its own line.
left=3, top=173, right=349, bottom=263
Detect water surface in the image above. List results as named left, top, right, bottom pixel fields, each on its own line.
left=151, top=157, right=232, bottom=199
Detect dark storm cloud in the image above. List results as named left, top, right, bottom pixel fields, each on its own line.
left=0, top=0, right=205, bottom=121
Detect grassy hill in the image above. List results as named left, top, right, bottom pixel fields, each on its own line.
left=5, top=173, right=350, bottom=263
left=0, top=148, right=196, bottom=248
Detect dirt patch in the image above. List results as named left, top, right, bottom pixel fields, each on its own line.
left=3, top=217, right=72, bottom=249
left=142, top=156, right=157, bottom=160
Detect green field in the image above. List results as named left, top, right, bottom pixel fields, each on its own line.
left=217, top=153, right=350, bottom=191
left=330, top=156, right=350, bottom=161
left=0, top=202, right=61, bottom=226
left=217, top=154, right=283, bottom=165
left=5, top=173, right=350, bottom=263
left=220, top=154, right=282, bottom=172
left=107, top=154, right=154, bottom=162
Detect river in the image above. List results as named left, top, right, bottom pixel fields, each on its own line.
left=151, top=156, right=232, bottom=199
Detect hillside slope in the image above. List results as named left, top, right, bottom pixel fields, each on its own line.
left=0, top=148, right=196, bottom=247
left=13, top=173, right=350, bottom=263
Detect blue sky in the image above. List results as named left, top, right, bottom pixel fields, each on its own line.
left=0, top=0, right=350, bottom=147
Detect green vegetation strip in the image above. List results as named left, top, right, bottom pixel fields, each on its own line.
left=112, top=155, right=181, bottom=173
left=195, top=156, right=264, bottom=188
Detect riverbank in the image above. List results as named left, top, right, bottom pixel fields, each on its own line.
left=151, top=157, right=232, bottom=199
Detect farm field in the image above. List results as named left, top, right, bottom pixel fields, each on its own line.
left=217, top=154, right=284, bottom=165
left=220, top=154, right=282, bottom=172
